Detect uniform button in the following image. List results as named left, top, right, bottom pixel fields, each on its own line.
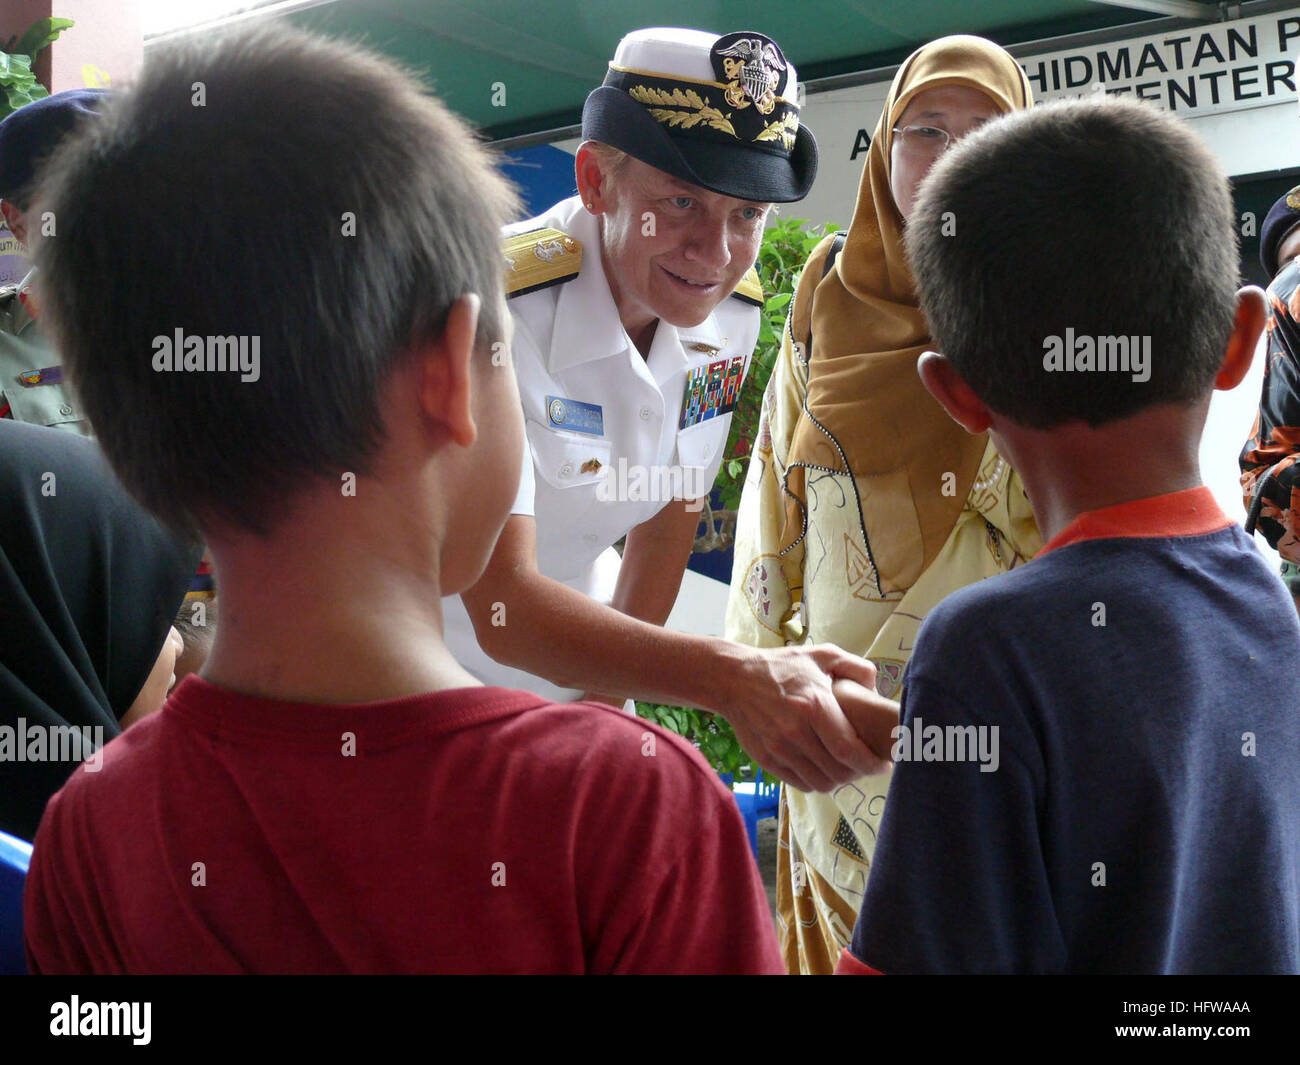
left=639, top=406, right=652, bottom=420
left=583, top=532, right=598, bottom=544
left=59, top=404, right=72, bottom=416
left=559, top=462, right=573, bottom=478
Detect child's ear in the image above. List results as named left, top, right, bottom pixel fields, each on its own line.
left=419, top=293, right=480, bottom=448
left=1215, top=286, right=1267, bottom=392
left=917, top=351, right=992, bottom=434
left=0, top=199, right=26, bottom=245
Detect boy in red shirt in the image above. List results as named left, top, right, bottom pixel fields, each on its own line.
left=22, top=25, right=784, bottom=974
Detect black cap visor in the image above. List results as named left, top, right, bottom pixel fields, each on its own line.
left=582, top=85, right=816, bottom=204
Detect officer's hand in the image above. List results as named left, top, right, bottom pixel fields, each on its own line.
left=717, top=644, right=889, bottom=793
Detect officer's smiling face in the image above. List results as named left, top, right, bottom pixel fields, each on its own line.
left=590, top=155, right=769, bottom=335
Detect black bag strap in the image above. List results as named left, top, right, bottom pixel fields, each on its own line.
left=799, top=230, right=846, bottom=366
left=1245, top=467, right=1278, bottom=537
left=824, top=230, right=847, bottom=278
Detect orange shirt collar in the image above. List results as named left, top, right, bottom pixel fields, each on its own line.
left=1038, top=486, right=1233, bottom=558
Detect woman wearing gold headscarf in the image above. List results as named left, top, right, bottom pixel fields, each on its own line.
left=726, top=36, right=1041, bottom=975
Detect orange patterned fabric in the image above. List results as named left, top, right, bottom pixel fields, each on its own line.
left=1241, top=259, right=1300, bottom=561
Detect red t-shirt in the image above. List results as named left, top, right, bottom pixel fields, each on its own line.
left=24, top=677, right=781, bottom=974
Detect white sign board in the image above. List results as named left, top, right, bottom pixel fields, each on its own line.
left=1027, top=10, right=1300, bottom=113
left=784, top=9, right=1300, bottom=231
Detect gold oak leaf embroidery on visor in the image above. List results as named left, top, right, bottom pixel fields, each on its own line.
left=755, top=112, right=799, bottom=151
left=628, top=85, right=737, bottom=137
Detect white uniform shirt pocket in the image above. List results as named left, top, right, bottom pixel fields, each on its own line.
left=676, top=419, right=723, bottom=468
left=671, top=419, right=729, bottom=501
left=526, top=419, right=613, bottom=490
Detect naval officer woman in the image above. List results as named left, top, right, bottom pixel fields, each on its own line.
left=442, top=27, right=893, bottom=793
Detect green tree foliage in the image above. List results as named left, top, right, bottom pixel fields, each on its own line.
left=714, top=215, right=841, bottom=513
left=1, top=18, right=76, bottom=119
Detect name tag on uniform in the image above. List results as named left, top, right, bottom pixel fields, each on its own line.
left=17, top=365, right=63, bottom=387
left=546, top=394, right=604, bottom=436
left=680, top=354, right=746, bottom=430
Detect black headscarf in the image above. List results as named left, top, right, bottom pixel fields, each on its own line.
left=0, top=420, right=199, bottom=840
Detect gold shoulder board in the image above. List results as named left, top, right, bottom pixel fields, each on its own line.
left=730, top=266, right=763, bottom=307
left=503, top=227, right=582, bottom=298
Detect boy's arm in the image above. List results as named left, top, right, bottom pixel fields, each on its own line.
left=842, top=673, right=1066, bottom=975
left=575, top=725, right=784, bottom=975
left=23, top=791, right=100, bottom=975
left=461, top=515, right=887, bottom=793
left=601, top=814, right=783, bottom=975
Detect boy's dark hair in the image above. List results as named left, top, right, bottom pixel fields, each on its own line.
left=34, top=25, right=519, bottom=536
left=906, top=96, right=1238, bottom=429
left=174, top=598, right=217, bottom=647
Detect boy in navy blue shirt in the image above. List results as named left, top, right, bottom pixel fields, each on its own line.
left=838, top=96, right=1300, bottom=974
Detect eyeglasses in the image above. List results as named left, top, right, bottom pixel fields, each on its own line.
left=891, top=124, right=957, bottom=156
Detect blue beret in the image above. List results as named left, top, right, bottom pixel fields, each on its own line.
left=1260, top=185, right=1300, bottom=278
left=0, top=89, right=109, bottom=205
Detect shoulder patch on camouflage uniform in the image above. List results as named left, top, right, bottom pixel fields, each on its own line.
left=503, top=227, right=582, bottom=298
left=730, top=266, right=763, bottom=307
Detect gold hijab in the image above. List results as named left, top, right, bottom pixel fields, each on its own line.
left=781, top=36, right=1032, bottom=595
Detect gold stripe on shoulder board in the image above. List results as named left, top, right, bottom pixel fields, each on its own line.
left=503, top=227, right=582, bottom=298
left=730, top=266, right=763, bottom=307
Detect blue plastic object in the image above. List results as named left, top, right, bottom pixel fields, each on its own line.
left=0, top=830, right=33, bottom=975
left=499, top=144, right=581, bottom=220
left=720, top=769, right=780, bottom=863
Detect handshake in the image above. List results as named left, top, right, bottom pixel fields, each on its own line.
left=712, top=644, right=899, bottom=794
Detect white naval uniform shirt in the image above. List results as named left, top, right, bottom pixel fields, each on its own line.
left=442, top=195, right=760, bottom=701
